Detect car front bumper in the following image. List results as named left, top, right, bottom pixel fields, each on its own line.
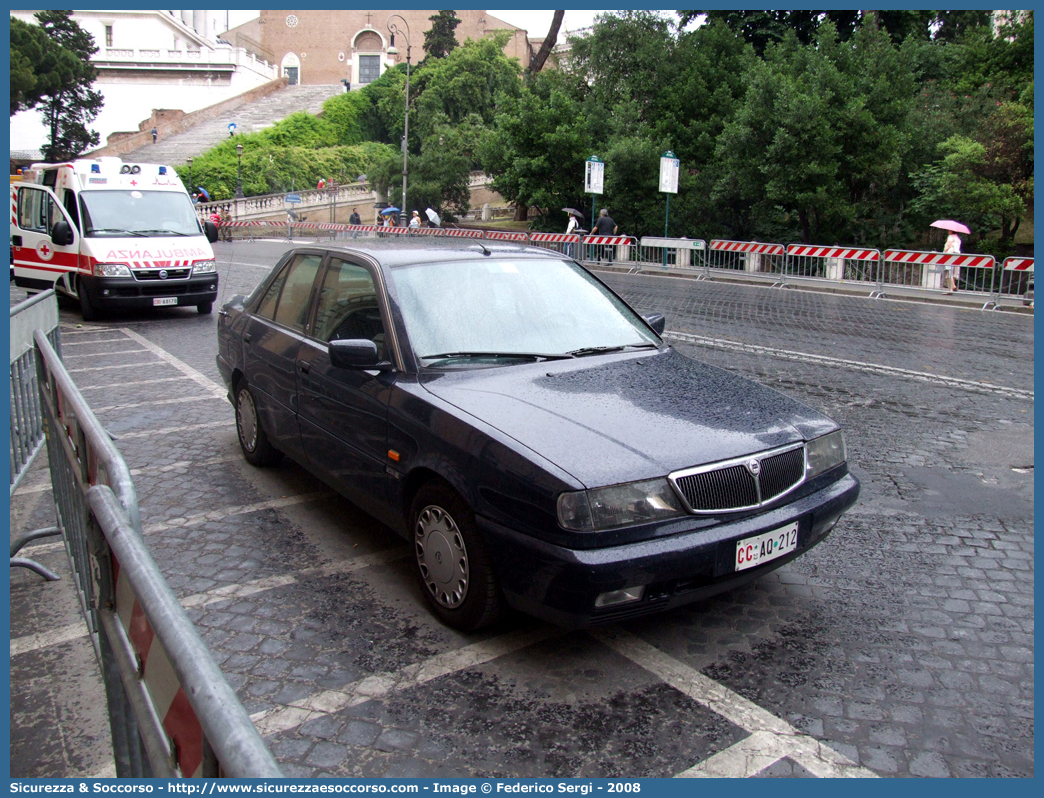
left=480, top=472, right=860, bottom=628
left=84, top=274, right=218, bottom=310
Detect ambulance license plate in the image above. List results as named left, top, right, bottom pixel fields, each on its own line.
left=153, top=297, right=178, bottom=306
left=735, top=522, right=799, bottom=571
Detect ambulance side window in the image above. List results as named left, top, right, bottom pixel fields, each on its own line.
left=17, top=188, right=55, bottom=233
left=63, top=190, right=81, bottom=232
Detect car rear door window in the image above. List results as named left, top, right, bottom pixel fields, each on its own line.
left=256, top=253, right=323, bottom=331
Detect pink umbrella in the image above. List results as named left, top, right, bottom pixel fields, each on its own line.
left=930, top=220, right=971, bottom=235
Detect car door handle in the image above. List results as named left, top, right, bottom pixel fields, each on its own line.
left=298, top=359, right=311, bottom=374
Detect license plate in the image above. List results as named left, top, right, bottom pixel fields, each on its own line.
left=735, top=522, right=799, bottom=571
left=153, top=297, right=178, bottom=306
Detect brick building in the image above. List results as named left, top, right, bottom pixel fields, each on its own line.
left=223, top=9, right=538, bottom=88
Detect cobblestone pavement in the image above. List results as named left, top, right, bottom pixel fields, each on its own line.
left=9, top=242, right=1033, bottom=778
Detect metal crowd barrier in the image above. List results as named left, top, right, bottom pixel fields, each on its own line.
left=208, top=221, right=1030, bottom=310
left=785, top=245, right=883, bottom=294
left=10, top=290, right=63, bottom=580
left=33, top=331, right=282, bottom=778
left=997, top=257, right=1034, bottom=301
left=882, top=250, right=997, bottom=305
left=10, top=290, right=60, bottom=494
left=630, top=237, right=707, bottom=275
left=706, top=241, right=788, bottom=284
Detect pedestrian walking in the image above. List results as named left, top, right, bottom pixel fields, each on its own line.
left=409, top=210, right=421, bottom=232
left=317, top=177, right=326, bottom=190
left=593, top=208, right=618, bottom=263
left=151, top=127, right=158, bottom=144
left=943, top=231, right=961, bottom=293
left=220, top=208, right=233, bottom=241
left=566, top=211, right=581, bottom=260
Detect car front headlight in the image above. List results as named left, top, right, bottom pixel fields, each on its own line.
left=193, top=259, right=217, bottom=275
left=806, top=430, right=846, bottom=479
left=94, top=262, right=131, bottom=277
left=558, top=478, right=687, bottom=532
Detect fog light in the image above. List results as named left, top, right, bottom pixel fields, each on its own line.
left=102, top=289, right=111, bottom=296
left=594, top=585, right=645, bottom=608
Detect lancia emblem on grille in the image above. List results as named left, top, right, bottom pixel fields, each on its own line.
left=158, top=269, right=168, bottom=280
left=746, top=458, right=761, bottom=476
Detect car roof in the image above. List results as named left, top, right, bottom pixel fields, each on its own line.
left=291, top=239, right=566, bottom=269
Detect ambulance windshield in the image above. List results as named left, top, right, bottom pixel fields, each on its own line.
left=79, top=190, right=203, bottom=238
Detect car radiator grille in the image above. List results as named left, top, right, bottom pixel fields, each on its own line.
left=133, top=268, right=191, bottom=280
left=670, top=445, right=805, bottom=513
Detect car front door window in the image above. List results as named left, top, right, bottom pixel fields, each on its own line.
left=313, top=258, right=385, bottom=356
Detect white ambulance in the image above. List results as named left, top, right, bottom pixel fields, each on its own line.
left=11, top=157, right=220, bottom=320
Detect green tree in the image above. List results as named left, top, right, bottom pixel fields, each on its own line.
left=9, top=17, right=50, bottom=114
left=33, top=11, right=103, bottom=161
left=479, top=71, right=588, bottom=227
left=320, top=91, right=369, bottom=146
left=911, top=135, right=1025, bottom=253
left=412, top=33, right=521, bottom=140
left=371, top=113, right=484, bottom=219
left=423, top=10, right=461, bottom=61
left=567, top=11, right=676, bottom=136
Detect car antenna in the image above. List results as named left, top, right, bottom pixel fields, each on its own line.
left=476, top=242, right=491, bottom=256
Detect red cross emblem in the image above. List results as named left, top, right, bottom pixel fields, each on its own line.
left=36, top=241, right=54, bottom=261
left=129, top=179, right=137, bottom=186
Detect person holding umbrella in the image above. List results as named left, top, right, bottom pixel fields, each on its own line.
left=943, top=231, right=961, bottom=293
left=563, top=208, right=583, bottom=259
left=931, top=220, right=969, bottom=294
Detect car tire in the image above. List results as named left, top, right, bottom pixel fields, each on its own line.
left=77, top=278, right=98, bottom=322
left=197, top=301, right=213, bottom=314
left=410, top=481, right=505, bottom=632
left=234, top=380, right=283, bottom=467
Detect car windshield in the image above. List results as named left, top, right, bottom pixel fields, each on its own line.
left=79, top=190, right=202, bottom=237
left=387, top=257, right=660, bottom=365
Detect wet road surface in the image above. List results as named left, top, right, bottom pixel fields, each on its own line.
left=9, top=240, right=1033, bottom=777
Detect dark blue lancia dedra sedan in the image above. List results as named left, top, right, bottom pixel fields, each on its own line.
left=217, top=242, right=859, bottom=630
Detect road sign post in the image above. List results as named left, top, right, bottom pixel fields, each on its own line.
left=659, top=151, right=680, bottom=267
left=585, top=156, right=604, bottom=260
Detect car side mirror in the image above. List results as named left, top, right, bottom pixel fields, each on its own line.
left=50, top=220, right=74, bottom=247
left=329, top=339, right=391, bottom=370
left=203, top=220, right=219, bottom=243
left=643, top=313, right=666, bottom=335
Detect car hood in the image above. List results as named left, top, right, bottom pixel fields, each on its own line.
left=420, top=348, right=838, bottom=488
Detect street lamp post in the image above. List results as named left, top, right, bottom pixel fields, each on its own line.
left=187, top=157, right=192, bottom=196
left=386, top=15, right=411, bottom=224
left=235, top=142, right=244, bottom=199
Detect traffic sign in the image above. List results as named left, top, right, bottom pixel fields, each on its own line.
left=585, top=156, right=604, bottom=195
left=659, top=151, right=679, bottom=194
left=285, top=193, right=302, bottom=204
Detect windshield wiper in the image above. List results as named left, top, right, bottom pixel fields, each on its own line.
left=568, top=343, right=658, bottom=357
left=131, top=229, right=190, bottom=236
left=421, top=351, right=575, bottom=362
left=87, top=228, right=147, bottom=237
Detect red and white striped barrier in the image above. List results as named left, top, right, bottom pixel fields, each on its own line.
left=582, top=235, right=634, bottom=246
left=787, top=245, right=879, bottom=260
left=114, top=557, right=205, bottom=777
left=884, top=250, right=995, bottom=269
left=711, top=240, right=786, bottom=255
left=529, top=233, right=582, bottom=244
left=1003, top=257, right=1034, bottom=271
left=484, top=230, right=531, bottom=242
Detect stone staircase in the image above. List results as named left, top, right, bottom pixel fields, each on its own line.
left=119, top=84, right=344, bottom=166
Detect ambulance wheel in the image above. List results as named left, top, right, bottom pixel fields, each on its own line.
left=197, top=301, right=213, bottom=314
left=78, top=280, right=98, bottom=321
